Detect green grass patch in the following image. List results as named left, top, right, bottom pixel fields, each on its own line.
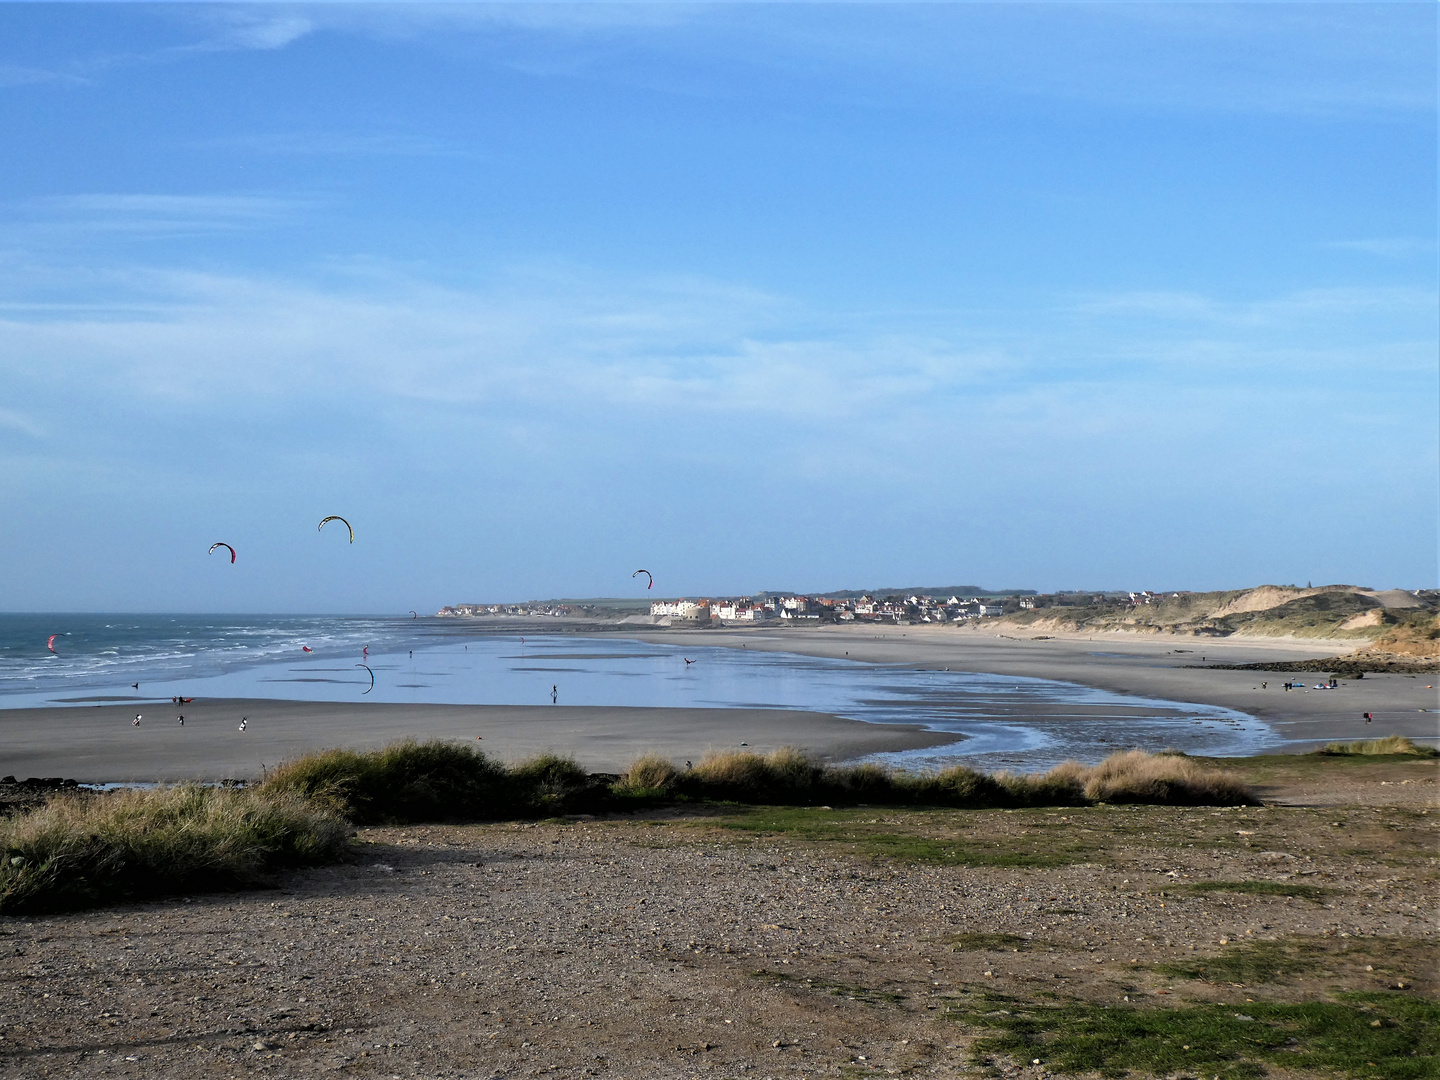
left=0, top=785, right=348, bottom=915
left=715, top=807, right=1085, bottom=867
left=1184, top=879, right=1331, bottom=902
left=953, top=992, right=1438, bottom=1080
left=1156, top=939, right=1323, bottom=984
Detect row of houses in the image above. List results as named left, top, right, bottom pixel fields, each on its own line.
left=651, top=594, right=1015, bottom=625
left=441, top=590, right=1193, bottom=625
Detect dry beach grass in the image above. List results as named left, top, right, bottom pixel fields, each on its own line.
left=3, top=746, right=1257, bottom=916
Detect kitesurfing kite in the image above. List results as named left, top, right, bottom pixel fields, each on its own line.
left=409, top=610, right=418, bottom=619
left=319, top=515, right=354, bottom=543
left=208, top=542, right=236, bottom=564
left=302, top=645, right=313, bottom=653
left=633, top=569, right=653, bottom=590
left=356, top=664, right=374, bottom=694
left=46, top=634, right=59, bottom=654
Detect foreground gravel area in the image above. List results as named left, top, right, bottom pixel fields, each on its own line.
left=1, top=762, right=1435, bottom=1079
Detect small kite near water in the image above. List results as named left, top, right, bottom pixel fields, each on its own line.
left=46, top=634, right=59, bottom=654
left=356, top=664, right=375, bottom=694
left=319, top=515, right=354, bottom=543
left=208, top=542, right=237, bottom=563
left=302, top=645, right=313, bottom=653
left=409, top=610, right=418, bottom=619
left=633, top=569, right=653, bottom=590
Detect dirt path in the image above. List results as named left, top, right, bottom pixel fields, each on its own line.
left=1, top=757, right=1434, bottom=1079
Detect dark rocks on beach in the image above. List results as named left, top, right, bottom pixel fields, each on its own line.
left=1209, top=657, right=1438, bottom=675
left=0, top=776, right=78, bottom=815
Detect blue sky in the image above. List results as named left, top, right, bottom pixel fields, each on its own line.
left=1, top=3, right=1435, bottom=612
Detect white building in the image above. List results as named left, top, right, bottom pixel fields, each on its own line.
left=650, top=599, right=711, bottom=623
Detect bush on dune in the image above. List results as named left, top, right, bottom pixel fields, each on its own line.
left=259, top=739, right=510, bottom=824
left=0, top=785, right=347, bottom=915
left=507, top=753, right=606, bottom=814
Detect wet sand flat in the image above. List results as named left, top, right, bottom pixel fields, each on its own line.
left=629, top=624, right=1439, bottom=750
left=0, top=700, right=958, bottom=783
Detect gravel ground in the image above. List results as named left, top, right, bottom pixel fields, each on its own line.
left=1, top=760, right=1434, bottom=1080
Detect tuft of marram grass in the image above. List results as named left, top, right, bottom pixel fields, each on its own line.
left=615, top=754, right=680, bottom=795
left=1039, top=749, right=1257, bottom=805
left=1314, top=735, right=1438, bottom=758
left=0, top=784, right=348, bottom=915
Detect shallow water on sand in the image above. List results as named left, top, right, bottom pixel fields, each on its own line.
left=0, top=619, right=1273, bottom=770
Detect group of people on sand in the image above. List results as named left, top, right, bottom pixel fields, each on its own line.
left=1282, top=678, right=1339, bottom=691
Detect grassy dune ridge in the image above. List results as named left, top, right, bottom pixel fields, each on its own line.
left=1, top=742, right=1255, bottom=914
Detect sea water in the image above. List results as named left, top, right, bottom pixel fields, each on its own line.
left=0, top=614, right=1274, bottom=769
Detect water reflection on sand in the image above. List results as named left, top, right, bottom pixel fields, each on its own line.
left=31, top=634, right=1270, bottom=771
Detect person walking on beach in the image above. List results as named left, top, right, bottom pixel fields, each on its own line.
left=239, top=717, right=248, bottom=732
left=551, top=684, right=557, bottom=704
left=133, top=714, right=141, bottom=726
left=1364, top=712, right=1373, bottom=724
left=177, top=715, right=184, bottom=726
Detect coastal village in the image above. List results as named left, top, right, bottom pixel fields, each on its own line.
left=437, top=589, right=1168, bottom=625
left=438, top=584, right=1437, bottom=652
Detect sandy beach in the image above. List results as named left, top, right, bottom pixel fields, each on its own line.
left=0, top=700, right=956, bottom=784
left=627, top=622, right=1439, bottom=749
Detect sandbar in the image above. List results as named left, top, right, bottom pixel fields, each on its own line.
left=0, top=700, right=957, bottom=783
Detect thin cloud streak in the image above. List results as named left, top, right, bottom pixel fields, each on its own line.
left=2, top=261, right=1430, bottom=423
left=4, top=193, right=317, bottom=241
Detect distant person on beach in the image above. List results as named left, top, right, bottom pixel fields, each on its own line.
left=1364, top=712, right=1373, bottom=724
left=177, top=715, right=184, bottom=726
left=551, top=685, right=557, bottom=704
left=133, top=714, right=141, bottom=725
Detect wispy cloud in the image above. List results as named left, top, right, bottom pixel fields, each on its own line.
left=1323, top=238, right=1437, bottom=259
left=199, top=131, right=474, bottom=158
left=2, top=259, right=1430, bottom=432
left=218, top=13, right=314, bottom=51
left=0, top=407, right=45, bottom=439
left=1069, top=286, right=1435, bottom=329
left=0, top=63, right=87, bottom=89
left=5, top=193, right=313, bottom=241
